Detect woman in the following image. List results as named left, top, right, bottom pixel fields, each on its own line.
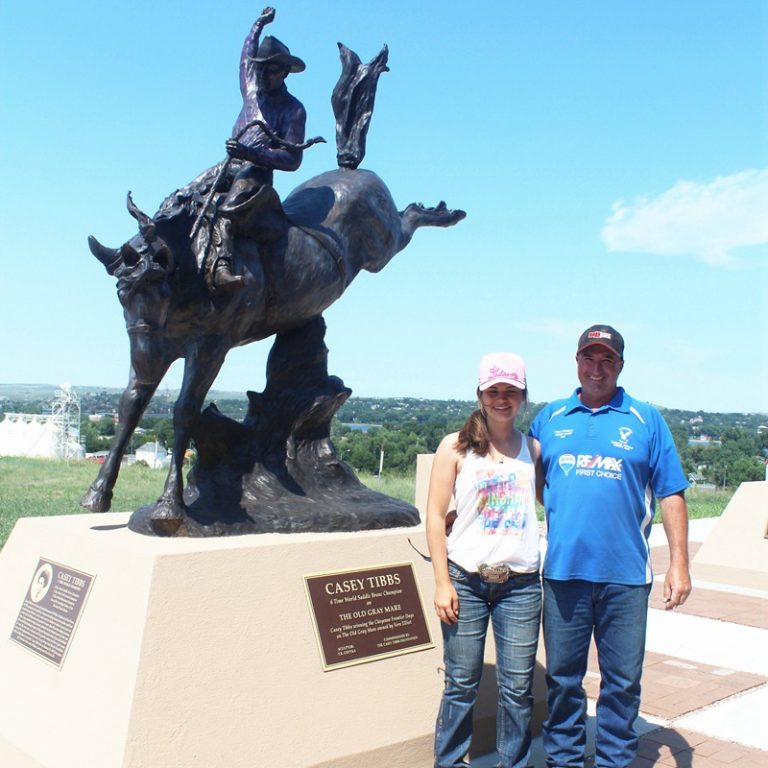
left=426, top=352, right=542, bottom=768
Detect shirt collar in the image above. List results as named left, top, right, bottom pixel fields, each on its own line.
left=566, top=386, right=629, bottom=414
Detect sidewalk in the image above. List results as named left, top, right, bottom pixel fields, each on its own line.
left=477, top=518, right=768, bottom=767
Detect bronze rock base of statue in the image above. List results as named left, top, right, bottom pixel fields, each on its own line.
left=127, top=318, right=419, bottom=536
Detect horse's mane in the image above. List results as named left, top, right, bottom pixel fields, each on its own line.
left=155, top=162, right=226, bottom=223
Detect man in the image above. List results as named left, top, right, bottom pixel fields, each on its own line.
left=202, top=6, right=307, bottom=292
left=530, top=324, right=691, bottom=768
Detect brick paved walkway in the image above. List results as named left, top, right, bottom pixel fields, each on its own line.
left=629, top=727, right=768, bottom=767
left=580, top=646, right=768, bottom=766
left=576, top=544, right=768, bottom=767
left=649, top=545, right=768, bottom=629
left=584, top=648, right=766, bottom=720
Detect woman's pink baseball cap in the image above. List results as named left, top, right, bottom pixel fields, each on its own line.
left=477, top=352, right=527, bottom=391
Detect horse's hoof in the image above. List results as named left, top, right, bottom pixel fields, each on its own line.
left=80, top=486, right=112, bottom=513
left=150, top=517, right=184, bottom=536
left=149, top=498, right=187, bottom=537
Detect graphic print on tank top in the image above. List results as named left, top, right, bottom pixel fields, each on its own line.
left=474, top=467, right=529, bottom=536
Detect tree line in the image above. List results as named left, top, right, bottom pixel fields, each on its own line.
left=2, top=391, right=766, bottom=488
left=331, top=399, right=768, bottom=485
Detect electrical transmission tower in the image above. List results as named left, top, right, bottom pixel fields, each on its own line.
left=50, top=384, right=81, bottom=461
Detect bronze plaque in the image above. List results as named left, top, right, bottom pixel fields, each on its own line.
left=10, top=558, right=95, bottom=669
left=304, top=561, right=434, bottom=671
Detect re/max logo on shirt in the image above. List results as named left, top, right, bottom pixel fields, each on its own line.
left=557, top=454, right=623, bottom=479
left=565, top=454, right=624, bottom=480
left=576, top=455, right=623, bottom=471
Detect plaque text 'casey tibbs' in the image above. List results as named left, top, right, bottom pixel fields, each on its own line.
left=304, top=562, right=433, bottom=670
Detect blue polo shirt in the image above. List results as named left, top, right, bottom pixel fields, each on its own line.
left=530, top=387, right=688, bottom=585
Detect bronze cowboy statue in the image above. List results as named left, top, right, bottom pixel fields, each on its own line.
left=193, top=7, right=318, bottom=294
left=83, top=9, right=465, bottom=536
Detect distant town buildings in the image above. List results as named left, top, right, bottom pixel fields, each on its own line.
left=687, top=434, right=723, bottom=448
left=135, top=441, right=169, bottom=469
left=341, top=422, right=382, bottom=433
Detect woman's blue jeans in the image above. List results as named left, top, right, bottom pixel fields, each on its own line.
left=434, top=562, right=542, bottom=768
left=542, top=579, right=652, bottom=768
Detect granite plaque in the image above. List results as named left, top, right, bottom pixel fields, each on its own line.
left=10, top=558, right=95, bottom=668
left=304, top=561, right=433, bottom=671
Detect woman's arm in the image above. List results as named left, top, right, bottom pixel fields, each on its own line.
left=529, top=435, right=545, bottom=506
left=426, top=434, right=460, bottom=624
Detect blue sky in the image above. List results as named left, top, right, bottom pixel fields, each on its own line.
left=1, top=0, right=766, bottom=413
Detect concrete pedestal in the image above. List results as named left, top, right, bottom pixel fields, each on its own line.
left=0, top=513, right=545, bottom=768
left=691, top=480, right=768, bottom=590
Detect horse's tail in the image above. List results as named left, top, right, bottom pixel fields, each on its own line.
left=331, top=44, right=389, bottom=170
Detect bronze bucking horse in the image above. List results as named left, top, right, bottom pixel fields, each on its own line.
left=81, top=43, right=464, bottom=535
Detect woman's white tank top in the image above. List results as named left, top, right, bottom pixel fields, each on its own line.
left=447, top=434, right=540, bottom=573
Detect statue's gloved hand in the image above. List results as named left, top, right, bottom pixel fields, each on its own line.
left=257, top=6, right=275, bottom=28
left=225, top=139, right=251, bottom=161
left=227, top=139, right=271, bottom=168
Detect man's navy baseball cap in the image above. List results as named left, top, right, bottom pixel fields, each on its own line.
left=576, top=325, right=624, bottom=358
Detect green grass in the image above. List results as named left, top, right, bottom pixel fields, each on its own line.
left=687, top=487, right=734, bottom=519
left=0, top=457, right=166, bottom=547
left=357, top=472, right=416, bottom=504
left=0, top=458, right=733, bottom=549
left=0, top=458, right=419, bottom=548
left=653, top=487, right=733, bottom=523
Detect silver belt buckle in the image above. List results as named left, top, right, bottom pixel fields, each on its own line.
left=477, top=563, right=511, bottom=583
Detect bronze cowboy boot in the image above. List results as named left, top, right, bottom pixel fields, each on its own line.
left=205, top=217, right=244, bottom=293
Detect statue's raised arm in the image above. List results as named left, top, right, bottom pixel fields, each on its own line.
left=240, top=7, right=276, bottom=97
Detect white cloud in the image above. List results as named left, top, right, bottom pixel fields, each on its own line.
left=601, top=168, right=768, bottom=266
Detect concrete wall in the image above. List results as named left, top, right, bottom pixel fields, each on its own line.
left=691, top=480, right=768, bottom=590
left=0, top=513, right=546, bottom=768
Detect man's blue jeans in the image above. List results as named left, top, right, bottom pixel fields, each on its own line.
left=542, top=579, right=652, bottom=768
left=434, top=562, right=541, bottom=768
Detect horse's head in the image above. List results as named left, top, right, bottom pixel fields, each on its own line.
left=89, top=194, right=176, bottom=382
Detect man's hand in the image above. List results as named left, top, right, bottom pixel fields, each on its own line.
left=663, top=561, right=691, bottom=610
left=434, top=582, right=460, bottom=625
left=257, top=6, right=276, bottom=28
